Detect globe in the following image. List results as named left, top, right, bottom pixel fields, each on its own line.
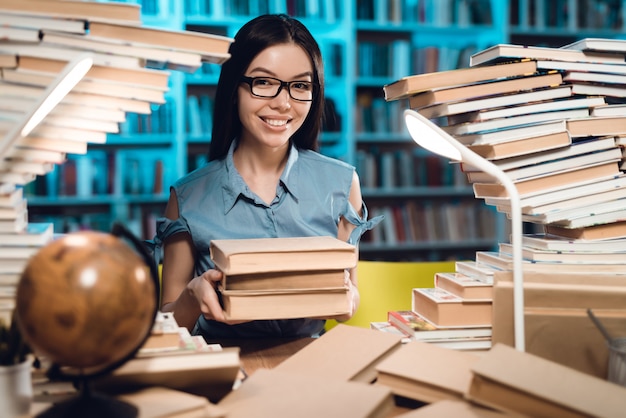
left=15, top=229, right=158, bottom=375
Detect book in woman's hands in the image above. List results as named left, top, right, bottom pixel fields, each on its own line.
left=209, top=236, right=357, bottom=275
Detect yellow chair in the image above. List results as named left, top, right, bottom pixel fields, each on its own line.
left=326, top=260, right=456, bottom=330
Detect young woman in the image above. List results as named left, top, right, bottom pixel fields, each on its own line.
left=153, top=14, right=380, bottom=339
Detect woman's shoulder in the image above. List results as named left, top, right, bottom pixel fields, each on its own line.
left=297, top=149, right=354, bottom=172
left=174, top=159, right=225, bottom=189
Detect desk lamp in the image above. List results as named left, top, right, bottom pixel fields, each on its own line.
left=0, top=53, right=94, bottom=159
left=403, top=109, right=525, bottom=352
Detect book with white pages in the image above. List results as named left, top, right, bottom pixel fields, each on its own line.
left=548, top=208, right=626, bottom=229
left=470, top=43, right=626, bottom=66
left=460, top=136, right=616, bottom=171
left=521, top=197, right=626, bottom=224
left=454, top=120, right=567, bottom=146
left=444, top=108, right=589, bottom=136
left=499, top=243, right=626, bottom=264
left=465, top=147, right=622, bottom=183
left=521, top=233, right=626, bottom=252
left=417, top=86, right=573, bottom=119
left=448, top=96, right=605, bottom=124
left=592, top=104, right=626, bottom=117
left=560, top=37, right=626, bottom=53
left=483, top=174, right=626, bottom=210
left=514, top=186, right=626, bottom=217
left=563, top=71, right=626, bottom=85
left=570, top=82, right=626, bottom=98
left=535, top=58, right=626, bottom=74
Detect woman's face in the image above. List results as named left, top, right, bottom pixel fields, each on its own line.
left=237, top=43, right=314, bottom=149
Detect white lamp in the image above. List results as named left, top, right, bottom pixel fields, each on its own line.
left=404, top=109, right=525, bottom=352
left=0, top=53, right=94, bottom=159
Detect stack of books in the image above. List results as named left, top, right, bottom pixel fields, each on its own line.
left=0, top=0, right=234, bottom=323
left=209, top=236, right=357, bottom=320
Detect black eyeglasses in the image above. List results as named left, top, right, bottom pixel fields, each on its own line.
left=240, top=76, right=317, bottom=102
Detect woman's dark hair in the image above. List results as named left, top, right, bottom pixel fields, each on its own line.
left=208, top=14, right=324, bottom=161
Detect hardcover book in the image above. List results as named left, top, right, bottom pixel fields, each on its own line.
left=411, top=288, right=492, bottom=328
left=209, top=236, right=357, bottom=275
left=434, top=272, right=493, bottom=300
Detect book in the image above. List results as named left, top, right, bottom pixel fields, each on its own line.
left=520, top=191, right=626, bottom=222
left=274, top=323, right=404, bottom=383
left=570, top=81, right=626, bottom=98
left=39, top=30, right=204, bottom=72
left=472, top=161, right=620, bottom=199
left=476, top=250, right=626, bottom=274
left=521, top=233, right=626, bottom=252
left=219, top=286, right=351, bottom=321
left=387, top=310, right=492, bottom=341
left=466, top=343, right=626, bottom=418
left=592, top=103, right=626, bottom=117
left=434, top=272, right=493, bottom=300
left=534, top=58, right=626, bottom=74
left=408, top=73, right=563, bottom=109
left=0, top=52, right=17, bottom=68
left=543, top=207, right=626, bottom=229
left=416, top=86, right=573, bottom=119
left=397, top=399, right=510, bottom=417
left=454, top=261, right=495, bottom=284
left=383, top=60, right=538, bottom=101
left=467, top=130, right=571, bottom=160
left=566, top=115, right=626, bottom=137
left=564, top=70, right=626, bottom=85
left=15, top=53, right=170, bottom=91
left=374, top=340, right=482, bottom=403
left=444, top=108, right=589, bottom=136
left=370, top=321, right=411, bottom=339
left=223, top=269, right=347, bottom=291
left=428, top=337, right=492, bottom=351
left=216, top=368, right=395, bottom=418
left=411, top=288, right=492, bottom=327
left=499, top=243, right=626, bottom=264
left=0, top=11, right=88, bottom=34
left=462, top=136, right=615, bottom=169
left=561, top=37, right=626, bottom=53
left=209, top=236, right=357, bottom=275
left=448, top=96, right=605, bottom=125
left=86, top=21, right=233, bottom=64
left=0, top=0, right=142, bottom=25
left=469, top=43, right=626, bottom=67
left=93, top=346, right=241, bottom=403
left=485, top=174, right=626, bottom=212
left=117, top=387, right=225, bottom=418
left=454, top=119, right=567, bottom=146
left=545, top=221, right=626, bottom=241
left=465, top=147, right=622, bottom=183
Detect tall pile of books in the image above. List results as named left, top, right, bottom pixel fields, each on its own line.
left=0, top=0, right=233, bottom=322
left=209, top=236, right=358, bottom=320
left=383, top=38, right=626, bottom=375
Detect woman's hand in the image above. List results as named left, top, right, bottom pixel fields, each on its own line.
left=186, top=269, right=228, bottom=322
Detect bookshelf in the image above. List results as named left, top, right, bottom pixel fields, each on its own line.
left=27, top=0, right=595, bottom=261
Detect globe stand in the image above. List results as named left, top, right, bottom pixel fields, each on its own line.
left=37, top=377, right=137, bottom=418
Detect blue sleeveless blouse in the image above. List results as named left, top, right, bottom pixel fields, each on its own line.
left=152, top=142, right=381, bottom=339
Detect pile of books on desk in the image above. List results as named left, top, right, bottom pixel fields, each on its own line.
left=210, top=236, right=357, bottom=320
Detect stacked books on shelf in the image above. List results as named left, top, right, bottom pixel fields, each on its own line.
left=209, top=236, right=357, bottom=320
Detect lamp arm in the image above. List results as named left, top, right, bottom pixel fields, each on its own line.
left=460, top=150, right=525, bottom=352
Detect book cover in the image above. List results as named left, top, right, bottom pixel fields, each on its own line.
left=467, top=130, right=571, bottom=160
left=223, top=269, right=347, bottom=291
left=408, top=73, right=563, bottom=109
left=470, top=43, right=626, bottom=67
left=209, top=236, right=357, bottom=275
left=472, top=161, right=620, bottom=199
left=0, top=0, right=142, bottom=24
left=388, top=309, right=492, bottom=341
left=216, top=368, right=394, bottom=418
left=374, top=340, right=482, bottom=404
left=454, top=119, right=567, bottom=147
left=383, top=60, right=538, bottom=101
left=417, top=86, right=573, bottom=119
left=93, top=346, right=241, bottom=403
left=467, top=343, right=626, bottom=418
left=219, top=286, right=351, bottom=321
left=545, top=220, right=626, bottom=241
left=434, top=272, right=493, bottom=300
left=566, top=115, right=626, bottom=137
left=411, top=288, right=492, bottom=327
left=274, top=323, right=404, bottom=383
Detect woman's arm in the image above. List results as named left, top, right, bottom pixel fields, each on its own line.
left=334, top=170, right=364, bottom=322
left=160, top=190, right=226, bottom=330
